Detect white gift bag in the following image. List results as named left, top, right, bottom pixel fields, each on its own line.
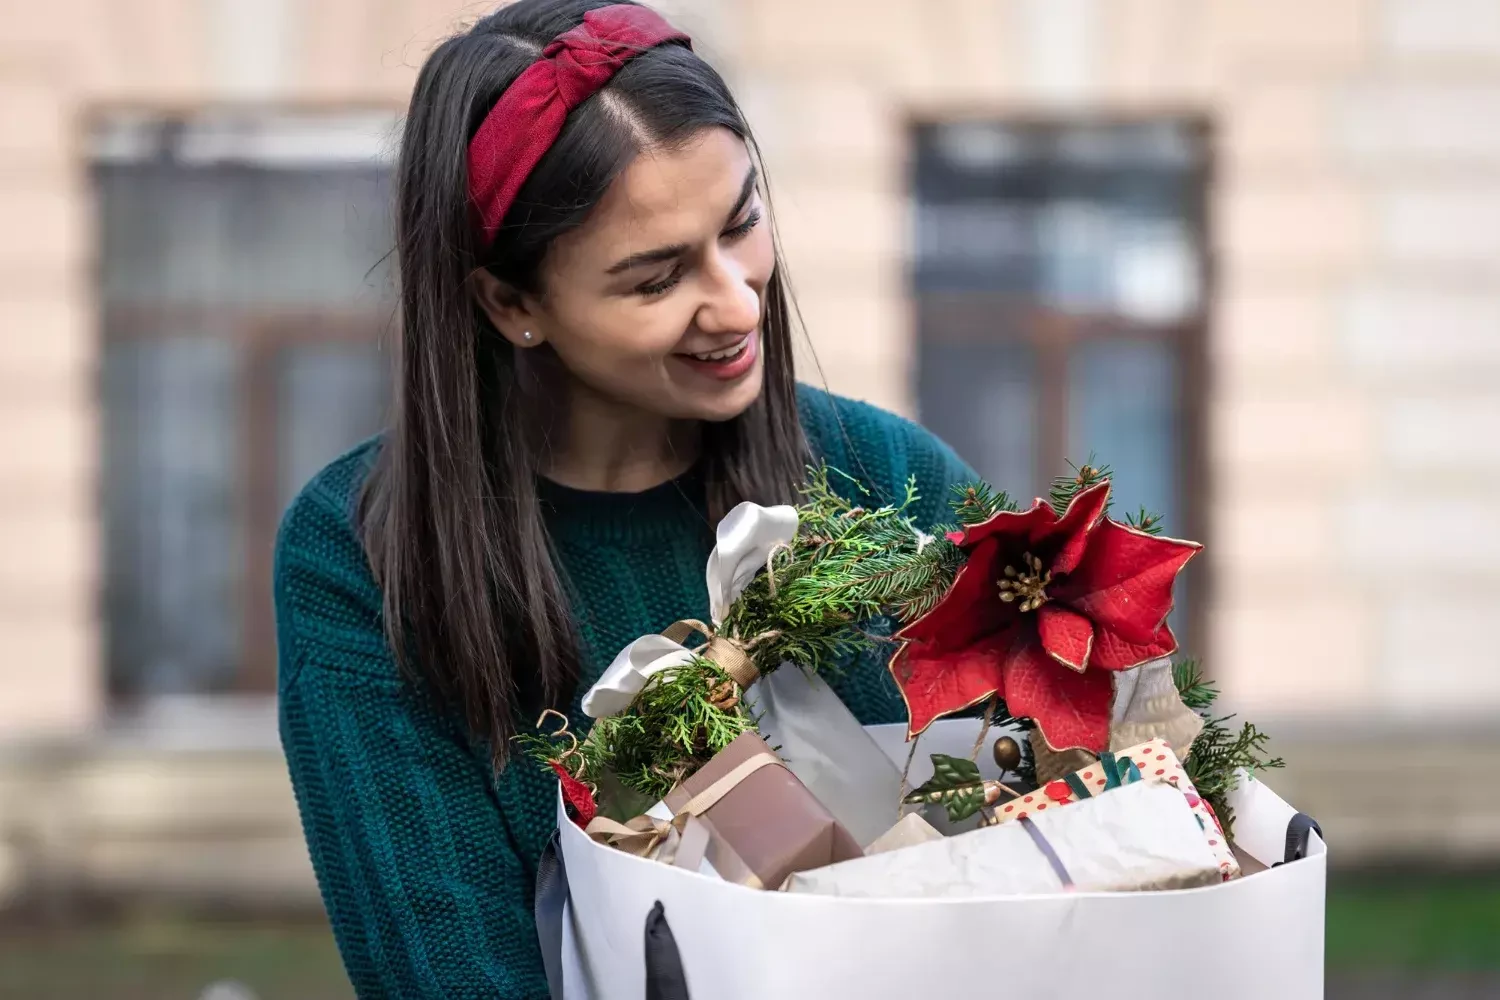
left=539, top=718, right=1326, bottom=1000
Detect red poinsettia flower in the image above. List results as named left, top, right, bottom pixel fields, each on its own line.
left=890, top=481, right=1200, bottom=752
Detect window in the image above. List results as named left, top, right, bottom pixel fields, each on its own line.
left=96, top=113, right=397, bottom=699
left=912, top=119, right=1210, bottom=650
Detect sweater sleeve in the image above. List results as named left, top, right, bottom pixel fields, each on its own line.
left=796, top=385, right=980, bottom=725
left=275, top=485, right=549, bottom=1000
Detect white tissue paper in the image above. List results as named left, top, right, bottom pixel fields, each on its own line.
left=744, top=664, right=902, bottom=847
left=783, top=779, right=1223, bottom=898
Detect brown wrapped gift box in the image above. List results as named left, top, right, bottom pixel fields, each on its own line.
left=664, top=730, right=862, bottom=889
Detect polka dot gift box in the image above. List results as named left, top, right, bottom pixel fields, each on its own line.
left=985, top=737, right=1241, bottom=881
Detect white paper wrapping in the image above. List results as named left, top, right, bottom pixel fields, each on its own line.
left=864, top=812, right=944, bottom=856
left=743, top=664, right=902, bottom=847
left=784, top=780, right=1221, bottom=898
left=556, top=717, right=1327, bottom=1000
left=582, top=501, right=901, bottom=846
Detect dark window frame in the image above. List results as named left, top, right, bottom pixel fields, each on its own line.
left=101, top=305, right=389, bottom=697
left=907, top=114, right=1215, bottom=657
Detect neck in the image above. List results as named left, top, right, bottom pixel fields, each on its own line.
left=542, top=380, right=700, bottom=493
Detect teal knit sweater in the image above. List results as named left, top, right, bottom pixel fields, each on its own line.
left=275, top=386, right=975, bottom=998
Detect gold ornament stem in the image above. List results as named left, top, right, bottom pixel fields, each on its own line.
left=897, top=734, right=922, bottom=814
left=969, top=695, right=997, bottom=763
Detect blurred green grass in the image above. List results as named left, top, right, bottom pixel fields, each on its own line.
left=0, top=915, right=352, bottom=1000
left=0, top=873, right=1496, bottom=998
left=1327, top=870, right=1500, bottom=972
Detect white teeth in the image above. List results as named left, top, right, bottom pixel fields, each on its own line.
left=689, top=336, right=749, bottom=362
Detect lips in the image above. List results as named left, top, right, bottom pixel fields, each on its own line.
left=674, top=330, right=759, bottom=382
left=682, top=334, right=750, bottom=362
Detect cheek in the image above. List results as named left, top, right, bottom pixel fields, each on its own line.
left=549, top=295, right=691, bottom=373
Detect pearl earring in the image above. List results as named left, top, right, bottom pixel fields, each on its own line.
left=522, top=330, right=534, bottom=343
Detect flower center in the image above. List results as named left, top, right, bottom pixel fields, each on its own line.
left=998, top=552, right=1052, bottom=613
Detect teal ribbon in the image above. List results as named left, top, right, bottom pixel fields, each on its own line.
left=1062, top=751, right=1142, bottom=800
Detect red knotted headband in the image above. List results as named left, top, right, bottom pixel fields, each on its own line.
left=467, top=5, right=691, bottom=243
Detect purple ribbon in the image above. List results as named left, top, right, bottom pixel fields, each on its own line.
left=1018, top=816, right=1074, bottom=889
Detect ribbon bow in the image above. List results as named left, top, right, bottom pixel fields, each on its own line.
left=582, top=503, right=798, bottom=718
left=467, top=5, right=690, bottom=240
left=1061, top=750, right=1143, bottom=801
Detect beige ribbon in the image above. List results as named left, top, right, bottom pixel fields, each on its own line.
left=584, top=751, right=784, bottom=889
left=659, top=539, right=790, bottom=693
left=661, top=619, right=766, bottom=691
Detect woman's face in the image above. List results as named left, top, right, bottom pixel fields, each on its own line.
left=480, top=127, right=774, bottom=425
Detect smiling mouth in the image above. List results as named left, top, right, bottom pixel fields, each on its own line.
left=683, top=334, right=751, bottom=363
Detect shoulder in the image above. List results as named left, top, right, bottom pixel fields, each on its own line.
left=276, top=435, right=382, bottom=569
left=274, top=436, right=392, bottom=687
left=796, top=384, right=975, bottom=523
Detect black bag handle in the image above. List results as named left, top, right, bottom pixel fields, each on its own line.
left=1275, top=812, right=1324, bottom=867
left=535, top=831, right=569, bottom=1000
left=535, top=831, right=692, bottom=1000
left=644, top=901, right=691, bottom=1000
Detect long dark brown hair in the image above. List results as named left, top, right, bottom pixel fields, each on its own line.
left=359, top=0, right=808, bottom=764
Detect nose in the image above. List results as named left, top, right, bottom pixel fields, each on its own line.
left=695, top=253, right=762, bottom=337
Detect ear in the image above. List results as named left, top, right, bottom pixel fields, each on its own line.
left=469, top=269, right=547, bottom=348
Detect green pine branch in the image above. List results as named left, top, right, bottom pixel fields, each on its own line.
left=1184, top=716, right=1285, bottom=836
left=1172, top=659, right=1219, bottom=711
left=1125, top=506, right=1165, bottom=535
left=949, top=481, right=1019, bottom=526
left=576, top=657, right=755, bottom=802
left=1048, top=457, right=1112, bottom=515
left=1174, top=658, right=1284, bottom=837
left=719, top=467, right=965, bottom=676
left=1046, top=457, right=1166, bottom=537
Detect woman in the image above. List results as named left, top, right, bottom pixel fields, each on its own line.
left=275, top=1, right=975, bottom=995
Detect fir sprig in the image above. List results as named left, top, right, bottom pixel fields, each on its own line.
left=1125, top=506, right=1164, bottom=535
left=718, top=467, right=958, bottom=676
left=949, top=481, right=1019, bottom=526
left=590, top=658, right=756, bottom=802
left=1172, top=659, right=1219, bottom=711
left=1174, top=659, right=1285, bottom=836
left=1048, top=457, right=1112, bottom=515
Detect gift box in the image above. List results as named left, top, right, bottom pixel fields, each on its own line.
left=658, top=729, right=862, bottom=889
left=986, top=737, right=1240, bottom=881
left=785, top=779, right=1223, bottom=898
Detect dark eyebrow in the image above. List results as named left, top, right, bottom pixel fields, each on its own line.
left=605, top=241, right=690, bottom=275
left=725, top=164, right=758, bottom=226
left=604, top=165, right=759, bottom=276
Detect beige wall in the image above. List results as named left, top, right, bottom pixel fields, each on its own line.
left=3, top=0, right=1500, bottom=740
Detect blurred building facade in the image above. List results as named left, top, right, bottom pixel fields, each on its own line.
left=3, top=0, right=1500, bottom=908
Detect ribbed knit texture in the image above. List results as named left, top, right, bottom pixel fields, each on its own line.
left=275, top=385, right=975, bottom=998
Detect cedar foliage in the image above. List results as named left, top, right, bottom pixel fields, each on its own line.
left=1174, top=659, right=1286, bottom=835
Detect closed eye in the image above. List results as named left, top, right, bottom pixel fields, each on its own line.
left=635, top=262, right=685, bottom=298
left=722, top=208, right=762, bottom=241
